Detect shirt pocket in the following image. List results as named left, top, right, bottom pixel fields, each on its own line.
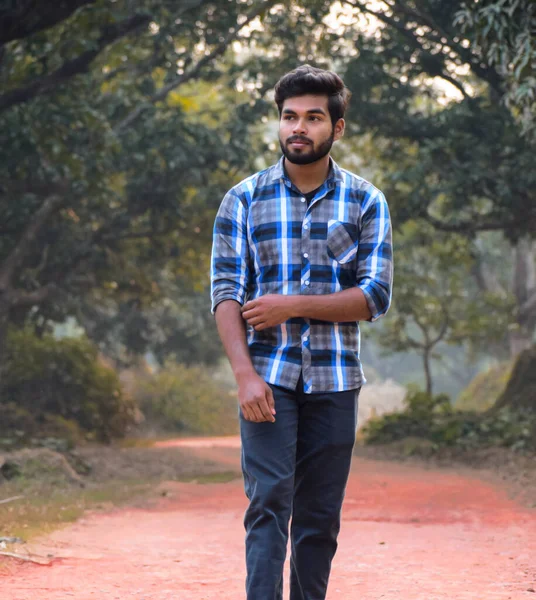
left=327, top=220, right=358, bottom=264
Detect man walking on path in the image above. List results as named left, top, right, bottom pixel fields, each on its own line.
left=210, top=65, right=393, bottom=600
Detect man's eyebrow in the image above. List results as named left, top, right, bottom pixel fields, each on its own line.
left=282, top=107, right=327, bottom=115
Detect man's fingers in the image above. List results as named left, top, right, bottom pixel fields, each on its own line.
left=240, top=404, right=254, bottom=422
left=243, top=311, right=264, bottom=323
left=258, top=398, right=275, bottom=422
left=244, top=317, right=268, bottom=330
left=241, top=301, right=257, bottom=313
left=250, top=403, right=264, bottom=423
left=242, top=400, right=273, bottom=423
left=266, top=387, right=276, bottom=415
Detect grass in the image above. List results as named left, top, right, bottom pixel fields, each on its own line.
left=0, top=433, right=242, bottom=550
left=0, top=478, right=153, bottom=542
left=0, top=471, right=240, bottom=545
left=186, top=471, right=240, bottom=484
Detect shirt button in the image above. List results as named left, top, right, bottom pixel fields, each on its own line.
left=302, top=336, right=308, bottom=342
left=303, top=225, right=308, bottom=230
left=301, top=197, right=306, bottom=203
left=304, top=280, right=310, bottom=285
left=303, top=252, right=309, bottom=258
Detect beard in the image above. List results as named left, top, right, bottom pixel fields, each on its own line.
left=279, top=132, right=334, bottom=165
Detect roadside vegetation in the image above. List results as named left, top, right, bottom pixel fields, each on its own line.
left=361, top=388, right=536, bottom=454
left=1, top=0, right=535, bottom=552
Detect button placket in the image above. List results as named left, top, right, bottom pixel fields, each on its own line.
left=301, top=214, right=312, bottom=291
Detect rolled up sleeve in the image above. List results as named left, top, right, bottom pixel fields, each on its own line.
left=210, top=190, right=251, bottom=315
left=356, top=189, right=393, bottom=322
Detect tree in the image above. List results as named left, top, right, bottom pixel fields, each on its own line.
left=490, top=346, right=536, bottom=414
left=372, top=220, right=513, bottom=396
left=0, top=0, right=281, bottom=373
left=455, top=0, right=536, bottom=137
left=323, top=1, right=536, bottom=354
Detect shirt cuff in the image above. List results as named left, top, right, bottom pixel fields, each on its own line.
left=358, top=282, right=387, bottom=322
left=211, top=291, right=246, bottom=315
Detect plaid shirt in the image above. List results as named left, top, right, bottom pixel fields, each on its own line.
left=210, top=157, right=393, bottom=393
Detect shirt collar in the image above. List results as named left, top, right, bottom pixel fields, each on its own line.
left=270, top=156, right=344, bottom=189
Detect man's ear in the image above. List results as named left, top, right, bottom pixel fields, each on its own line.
left=333, top=118, right=345, bottom=141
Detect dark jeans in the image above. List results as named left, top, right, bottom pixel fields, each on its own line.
left=239, top=373, right=360, bottom=600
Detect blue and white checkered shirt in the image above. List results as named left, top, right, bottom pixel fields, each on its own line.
left=211, top=157, right=393, bottom=393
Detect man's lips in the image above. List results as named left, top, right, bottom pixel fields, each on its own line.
left=288, top=139, right=311, bottom=147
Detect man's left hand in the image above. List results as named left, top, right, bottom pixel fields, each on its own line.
left=241, top=295, right=298, bottom=330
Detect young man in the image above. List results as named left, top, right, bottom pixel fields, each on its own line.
left=210, top=65, right=393, bottom=600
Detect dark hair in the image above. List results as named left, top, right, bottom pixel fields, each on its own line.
left=274, top=65, right=351, bottom=126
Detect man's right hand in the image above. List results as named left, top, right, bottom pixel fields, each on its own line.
left=237, top=372, right=276, bottom=423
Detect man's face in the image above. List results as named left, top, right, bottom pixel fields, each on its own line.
left=279, top=94, right=344, bottom=165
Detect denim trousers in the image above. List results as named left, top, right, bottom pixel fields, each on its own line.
left=239, top=373, right=360, bottom=600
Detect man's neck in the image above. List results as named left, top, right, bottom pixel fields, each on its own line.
left=283, top=156, right=331, bottom=194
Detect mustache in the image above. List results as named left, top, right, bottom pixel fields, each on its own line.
left=286, top=135, right=313, bottom=144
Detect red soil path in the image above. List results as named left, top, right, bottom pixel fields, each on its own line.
left=1, top=436, right=535, bottom=600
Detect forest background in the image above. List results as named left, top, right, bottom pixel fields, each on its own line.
left=0, top=0, right=535, bottom=453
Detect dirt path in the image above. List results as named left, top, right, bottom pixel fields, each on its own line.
left=1, top=436, right=535, bottom=600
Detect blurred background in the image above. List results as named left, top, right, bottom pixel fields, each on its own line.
left=0, top=0, right=534, bottom=463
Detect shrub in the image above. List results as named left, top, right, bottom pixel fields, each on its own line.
left=1, top=327, right=137, bottom=443
left=132, top=362, right=238, bottom=436
left=0, top=402, right=38, bottom=449
left=361, top=387, right=536, bottom=452
left=0, top=403, right=83, bottom=450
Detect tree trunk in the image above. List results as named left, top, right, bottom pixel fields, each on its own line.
left=472, top=236, right=535, bottom=360
left=508, top=328, right=534, bottom=357
left=0, top=295, right=10, bottom=389
left=488, top=345, right=536, bottom=414
left=509, top=237, right=536, bottom=358
left=423, top=347, right=433, bottom=397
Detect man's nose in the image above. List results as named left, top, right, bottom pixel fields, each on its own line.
left=292, top=118, right=308, bottom=134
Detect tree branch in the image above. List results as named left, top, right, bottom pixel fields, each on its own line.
left=0, top=192, right=67, bottom=291
left=343, top=0, right=471, bottom=96
left=102, top=0, right=206, bottom=84
left=8, top=283, right=59, bottom=308
left=429, top=304, right=450, bottom=347
left=0, top=13, right=151, bottom=114
left=470, top=249, right=507, bottom=296
left=423, top=213, right=533, bottom=236
left=114, top=0, right=277, bottom=132
left=519, top=291, right=536, bottom=322
left=0, top=179, right=71, bottom=198
left=102, top=225, right=179, bottom=242
left=343, top=0, right=501, bottom=97
left=412, top=312, right=431, bottom=346
left=0, top=0, right=95, bottom=45
left=396, top=2, right=504, bottom=95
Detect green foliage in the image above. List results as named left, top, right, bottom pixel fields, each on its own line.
left=338, top=1, right=536, bottom=239
left=369, top=219, right=514, bottom=394
left=456, top=361, right=514, bottom=412
left=455, top=0, right=536, bottom=137
left=1, top=328, right=136, bottom=443
left=132, top=362, right=238, bottom=436
left=362, top=388, right=455, bottom=444
left=362, top=388, right=536, bottom=452
left=0, top=0, right=280, bottom=366
left=334, top=2, right=535, bottom=399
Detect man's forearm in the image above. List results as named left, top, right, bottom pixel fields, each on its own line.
left=214, top=299, right=256, bottom=380
left=290, top=287, right=371, bottom=322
